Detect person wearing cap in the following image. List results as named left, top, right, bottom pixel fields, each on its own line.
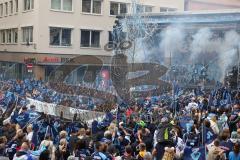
left=137, top=121, right=151, bottom=151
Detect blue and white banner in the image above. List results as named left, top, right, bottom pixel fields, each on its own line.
left=26, top=98, right=105, bottom=124
left=184, top=146, right=206, bottom=160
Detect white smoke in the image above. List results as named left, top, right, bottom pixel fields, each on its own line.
left=120, top=13, right=240, bottom=82
left=159, top=26, right=240, bottom=82
left=160, top=25, right=186, bottom=63
left=190, top=28, right=220, bottom=63
left=218, top=30, right=240, bottom=81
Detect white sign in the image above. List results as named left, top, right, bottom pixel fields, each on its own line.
left=27, top=98, right=105, bottom=124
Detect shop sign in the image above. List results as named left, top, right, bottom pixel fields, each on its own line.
left=42, top=57, right=60, bottom=63
left=61, top=57, right=71, bottom=63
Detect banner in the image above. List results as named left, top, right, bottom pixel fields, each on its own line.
left=27, top=98, right=105, bottom=124
left=184, top=146, right=206, bottom=160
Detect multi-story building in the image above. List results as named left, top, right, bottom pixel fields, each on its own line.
left=185, top=0, right=240, bottom=11
left=0, top=0, right=184, bottom=80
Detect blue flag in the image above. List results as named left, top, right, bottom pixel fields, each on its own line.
left=184, top=147, right=206, bottom=160
left=203, top=126, right=216, bottom=144
left=12, top=112, right=30, bottom=128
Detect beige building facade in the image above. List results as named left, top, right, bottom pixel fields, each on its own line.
left=185, top=0, right=240, bottom=11
left=0, top=0, right=184, bottom=79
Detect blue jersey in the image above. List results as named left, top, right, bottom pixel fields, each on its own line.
left=92, top=152, right=109, bottom=160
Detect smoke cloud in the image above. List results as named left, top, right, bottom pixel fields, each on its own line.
left=160, top=25, right=186, bottom=64
left=152, top=26, right=239, bottom=82
left=120, top=14, right=240, bottom=83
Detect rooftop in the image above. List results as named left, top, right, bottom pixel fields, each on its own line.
left=119, top=9, right=240, bottom=24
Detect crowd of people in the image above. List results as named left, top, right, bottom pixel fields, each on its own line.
left=0, top=79, right=118, bottom=112
left=0, top=78, right=240, bottom=160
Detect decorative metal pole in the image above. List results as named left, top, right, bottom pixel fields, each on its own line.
left=237, top=45, right=240, bottom=91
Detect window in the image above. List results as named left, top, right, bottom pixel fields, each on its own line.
left=10, top=1, right=13, bottom=14
left=0, top=30, right=5, bottom=43
left=23, top=0, right=34, bottom=11
left=81, top=30, right=100, bottom=48
left=0, top=4, right=3, bottom=16
left=108, top=31, right=113, bottom=48
left=61, top=28, right=71, bottom=46
left=51, top=0, right=61, bottom=10
left=108, top=31, right=113, bottom=43
left=50, top=28, right=60, bottom=45
left=160, top=7, right=167, bottom=12
left=145, top=6, right=152, bottom=12
left=136, top=5, right=152, bottom=13
left=110, top=2, right=127, bottom=15
left=160, top=7, right=177, bottom=12
left=63, top=0, right=72, bottom=11
left=168, top=8, right=177, bottom=12
left=51, top=0, right=72, bottom=11
left=82, top=0, right=101, bottom=14
left=120, top=3, right=127, bottom=14
left=15, top=0, right=18, bottom=12
left=0, top=28, right=18, bottom=44
left=110, top=2, right=118, bottom=15
left=82, top=0, right=90, bottom=13
left=22, top=26, right=33, bottom=43
left=12, top=28, right=18, bottom=43
left=50, top=27, right=72, bottom=46
left=92, top=0, right=101, bottom=14
left=91, top=31, right=100, bottom=47
left=80, top=30, right=90, bottom=47
left=5, top=2, right=8, bottom=16
left=6, top=29, right=12, bottom=43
